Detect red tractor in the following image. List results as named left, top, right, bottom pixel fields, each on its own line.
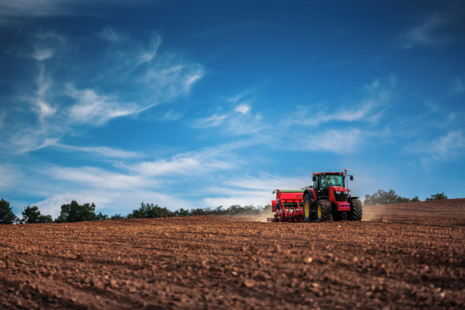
left=269, top=169, right=362, bottom=222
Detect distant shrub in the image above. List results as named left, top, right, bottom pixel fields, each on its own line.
left=426, top=193, right=448, bottom=200
left=364, top=189, right=420, bottom=206
left=110, top=214, right=125, bottom=220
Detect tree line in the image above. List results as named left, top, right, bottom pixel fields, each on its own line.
left=0, top=198, right=271, bottom=225
left=363, top=190, right=448, bottom=206
left=0, top=190, right=450, bottom=224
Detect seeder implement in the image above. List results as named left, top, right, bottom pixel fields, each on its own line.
left=268, top=190, right=305, bottom=222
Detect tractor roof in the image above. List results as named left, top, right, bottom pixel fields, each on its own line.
left=313, top=172, right=345, bottom=175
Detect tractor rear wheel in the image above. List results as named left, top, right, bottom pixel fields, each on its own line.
left=348, top=199, right=363, bottom=221
left=315, top=199, right=332, bottom=222
left=303, top=194, right=312, bottom=223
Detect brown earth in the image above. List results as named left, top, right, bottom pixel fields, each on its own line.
left=1, top=198, right=465, bottom=310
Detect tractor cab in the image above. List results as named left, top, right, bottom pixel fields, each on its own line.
left=312, top=171, right=352, bottom=198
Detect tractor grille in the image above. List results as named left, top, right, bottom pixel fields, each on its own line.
left=334, top=193, right=349, bottom=201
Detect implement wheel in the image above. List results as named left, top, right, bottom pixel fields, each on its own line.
left=348, top=199, right=363, bottom=221
left=316, top=199, right=332, bottom=222
left=303, top=194, right=313, bottom=223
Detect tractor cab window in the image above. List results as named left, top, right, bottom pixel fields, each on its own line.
left=321, top=175, right=343, bottom=189
left=313, top=176, right=319, bottom=189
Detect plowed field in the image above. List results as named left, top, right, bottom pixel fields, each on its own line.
left=1, top=199, right=465, bottom=309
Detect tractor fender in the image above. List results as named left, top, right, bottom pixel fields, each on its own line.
left=303, top=188, right=317, bottom=202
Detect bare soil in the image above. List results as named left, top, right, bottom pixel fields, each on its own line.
left=1, top=199, right=465, bottom=309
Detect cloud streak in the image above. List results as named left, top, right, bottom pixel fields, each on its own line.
left=411, top=130, right=465, bottom=163
left=450, top=74, right=465, bottom=96
left=286, top=76, right=397, bottom=127
left=0, top=0, right=148, bottom=25
left=193, top=90, right=266, bottom=136
left=400, top=14, right=449, bottom=49
left=2, top=28, right=204, bottom=154
left=55, top=143, right=143, bottom=159
left=125, top=141, right=255, bottom=177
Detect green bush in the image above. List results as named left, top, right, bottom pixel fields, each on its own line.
left=426, top=193, right=447, bottom=200
left=55, top=200, right=97, bottom=223
left=364, top=189, right=420, bottom=206
left=127, top=202, right=174, bottom=219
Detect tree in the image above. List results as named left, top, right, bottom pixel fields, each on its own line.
left=55, top=200, right=97, bottom=223
left=364, top=189, right=419, bottom=206
left=410, top=196, right=420, bottom=202
left=21, top=205, right=53, bottom=224
left=95, top=212, right=109, bottom=220
left=110, top=214, right=125, bottom=220
left=127, top=202, right=174, bottom=219
left=0, top=198, right=17, bottom=225
left=426, top=192, right=448, bottom=200
left=174, top=208, right=190, bottom=217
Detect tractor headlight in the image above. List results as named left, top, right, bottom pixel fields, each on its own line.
left=335, top=191, right=341, bottom=194
left=344, top=191, right=348, bottom=194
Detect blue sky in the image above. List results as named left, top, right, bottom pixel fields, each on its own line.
left=0, top=0, right=464, bottom=217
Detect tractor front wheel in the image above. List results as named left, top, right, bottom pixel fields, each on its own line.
left=303, top=194, right=313, bottom=223
left=348, top=199, right=363, bottom=221
left=315, top=199, right=332, bottom=222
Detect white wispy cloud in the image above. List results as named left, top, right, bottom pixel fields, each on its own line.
left=29, top=31, right=66, bottom=61
left=411, top=130, right=465, bottom=162
left=401, top=14, right=448, bottom=49
left=194, top=113, right=229, bottom=128
left=54, top=143, right=143, bottom=159
left=201, top=174, right=312, bottom=209
left=194, top=109, right=265, bottom=135
left=297, top=128, right=365, bottom=154
left=224, top=174, right=312, bottom=191
left=161, top=110, right=184, bottom=121
left=138, top=33, right=162, bottom=63
left=450, top=74, right=465, bottom=96
left=34, top=64, right=56, bottom=120
left=42, top=166, right=156, bottom=190
left=2, top=29, right=204, bottom=154
left=6, top=125, right=63, bottom=154
left=0, top=111, right=6, bottom=129
left=33, top=188, right=193, bottom=218
left=18, top=140, right=258, bottom=216
left=143, top=56, right=204, bottom=100
left=0, top=164, right=21, bottom=189
left=286, top=76, right=396, bottom=127
left=235, top=104, right=251, bottom=114
left=125, top=141, right=252, bottom=177
left=66, top=86, right=139, bottom=125
left=0, top=0, right=148, bottom=25
left=193, top=89, right=266, bottom=135
left=96, top=26, right=129, bottom=43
